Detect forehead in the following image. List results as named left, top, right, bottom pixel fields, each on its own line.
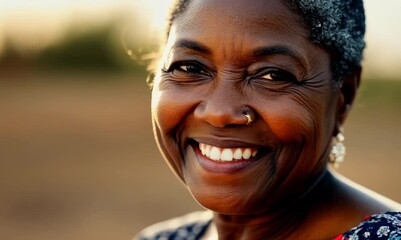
left=173, top=0, right=308, bottom=39
left=168, top=0, right=311, bottom=61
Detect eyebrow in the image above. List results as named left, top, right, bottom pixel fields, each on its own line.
left=172, top=39, right=306, bottom=67
left=252, top=46, right=306, bottom=66
left=172, top=39, right=212, bottom=55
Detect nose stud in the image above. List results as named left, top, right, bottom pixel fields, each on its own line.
left=243, top=111, right=255, bottom=125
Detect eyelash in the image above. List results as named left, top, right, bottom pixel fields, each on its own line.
left=252, top=68, right=298, bottom=83
left=164, top=61, right=211, bottom=77
left=163, top=62, right=298, bottom=83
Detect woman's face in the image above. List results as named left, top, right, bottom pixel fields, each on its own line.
left=152, top=0, right=341, bottom=214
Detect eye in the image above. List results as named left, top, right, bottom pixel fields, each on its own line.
left=254, top=68, right=297, bottom=82
left=169, top=61, right=210, bottom=76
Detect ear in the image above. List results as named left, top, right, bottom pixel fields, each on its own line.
left=336, top=67, right=362, bottom=127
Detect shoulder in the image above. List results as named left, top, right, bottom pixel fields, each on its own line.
left=335, top=212, right=401, bottom=240
left=330, top=171, right=401, bottom=213
left=134, top=211, right=213, bottom=240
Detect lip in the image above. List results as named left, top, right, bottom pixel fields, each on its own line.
left=189, top=139, right=271, bottom=174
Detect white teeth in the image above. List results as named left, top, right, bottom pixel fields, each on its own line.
left=200, top=143, right=205, bottom=155
left=233, top=148, right=242, bottom=160
left=210, top=147, right=220, bottom=160
left=198, top=143, right=259, bottom=162
left=221, top=149, right=233, bottom=161
left=243, top=148, right=251, bottom=160
left=205, top=144, right=211, bottom=157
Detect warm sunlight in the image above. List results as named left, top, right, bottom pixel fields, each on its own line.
left=0, top=0, right=400, bottom=78
left=1, top=1, right=400, bottom=240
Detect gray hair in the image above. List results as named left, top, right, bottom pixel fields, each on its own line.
left=166, top=0, right=366, bottom=84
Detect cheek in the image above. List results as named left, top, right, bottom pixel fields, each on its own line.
left=152, top=89, right=180, bottom=134
left=151, top=88, right=188, bottom=181
left=260, top=92, right=336, bottom=153
left=151, top=84, right=203, bottom=176
left=152, top=85, right=201, bottom=135
left=263, top=102, right=313, bottom=143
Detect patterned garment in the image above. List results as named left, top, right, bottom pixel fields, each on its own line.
left=136, top=211, right=212, bottom=240
left=335, top=212, right=401, bottom=240
left=137, top=212, right=401, bottom=240
left=137, top=220, right=210, bottom=240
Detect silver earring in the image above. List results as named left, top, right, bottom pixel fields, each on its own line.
left=329, top=132, right=345, bottom=167
left=243, top=112, right=254, bottom=125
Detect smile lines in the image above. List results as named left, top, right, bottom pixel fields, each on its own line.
left=199, top=143, right=258, bottom=162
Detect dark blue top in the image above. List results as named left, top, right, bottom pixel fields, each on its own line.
left=336, top=212, right=401, bottom=240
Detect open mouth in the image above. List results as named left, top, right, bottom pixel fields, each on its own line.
left=199, top=143, right=258, bottom=162
left=189, top=140, right=270, bottom=163
left=188, top=139, right=272, bottom=173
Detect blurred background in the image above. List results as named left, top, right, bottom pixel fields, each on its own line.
left=0, top=0, right=400, bottom=239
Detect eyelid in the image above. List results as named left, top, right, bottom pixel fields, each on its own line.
left=253, top=67, right=298, bottom=82
left=167, top=61, right=211, bottom=76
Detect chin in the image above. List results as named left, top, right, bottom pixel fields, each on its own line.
left=192, top=193, right=255, bottom=215
left=187, top=178, right=275, bottom=216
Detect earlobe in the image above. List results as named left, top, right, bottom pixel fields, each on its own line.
left=336, top=67, right=362, bottom=126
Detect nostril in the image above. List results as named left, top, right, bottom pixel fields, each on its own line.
left=194, top=102, right=245, bottom=127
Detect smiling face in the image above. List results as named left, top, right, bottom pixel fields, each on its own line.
left=151, top=0, right=341, bottom=215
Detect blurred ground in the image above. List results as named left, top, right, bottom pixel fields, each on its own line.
left=0, top=72, right=400, bottom=240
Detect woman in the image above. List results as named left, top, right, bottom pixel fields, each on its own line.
left=137, top=0, right=401, bottom=239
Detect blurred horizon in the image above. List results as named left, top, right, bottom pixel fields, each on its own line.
left=0, top=0, right=401, bottom=79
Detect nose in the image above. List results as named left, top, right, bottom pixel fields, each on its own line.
left=194, top=83, right=254, bottom=128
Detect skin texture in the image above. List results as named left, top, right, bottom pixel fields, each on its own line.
left=151, top=0, right=401, bottom=239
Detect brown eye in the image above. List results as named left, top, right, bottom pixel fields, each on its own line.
left=172, top=62, right=210, bottom=76
left=256, top=69, right=297, bottom=82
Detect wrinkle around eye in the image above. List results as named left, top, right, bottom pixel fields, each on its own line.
left=159, top=69, right=212, bottom=86
left=160, top=60, right=214, bottom=85
left=250, top=76, right=295, bottom=92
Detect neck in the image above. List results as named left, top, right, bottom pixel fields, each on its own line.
left=211, top=170, right=332, bottom=240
